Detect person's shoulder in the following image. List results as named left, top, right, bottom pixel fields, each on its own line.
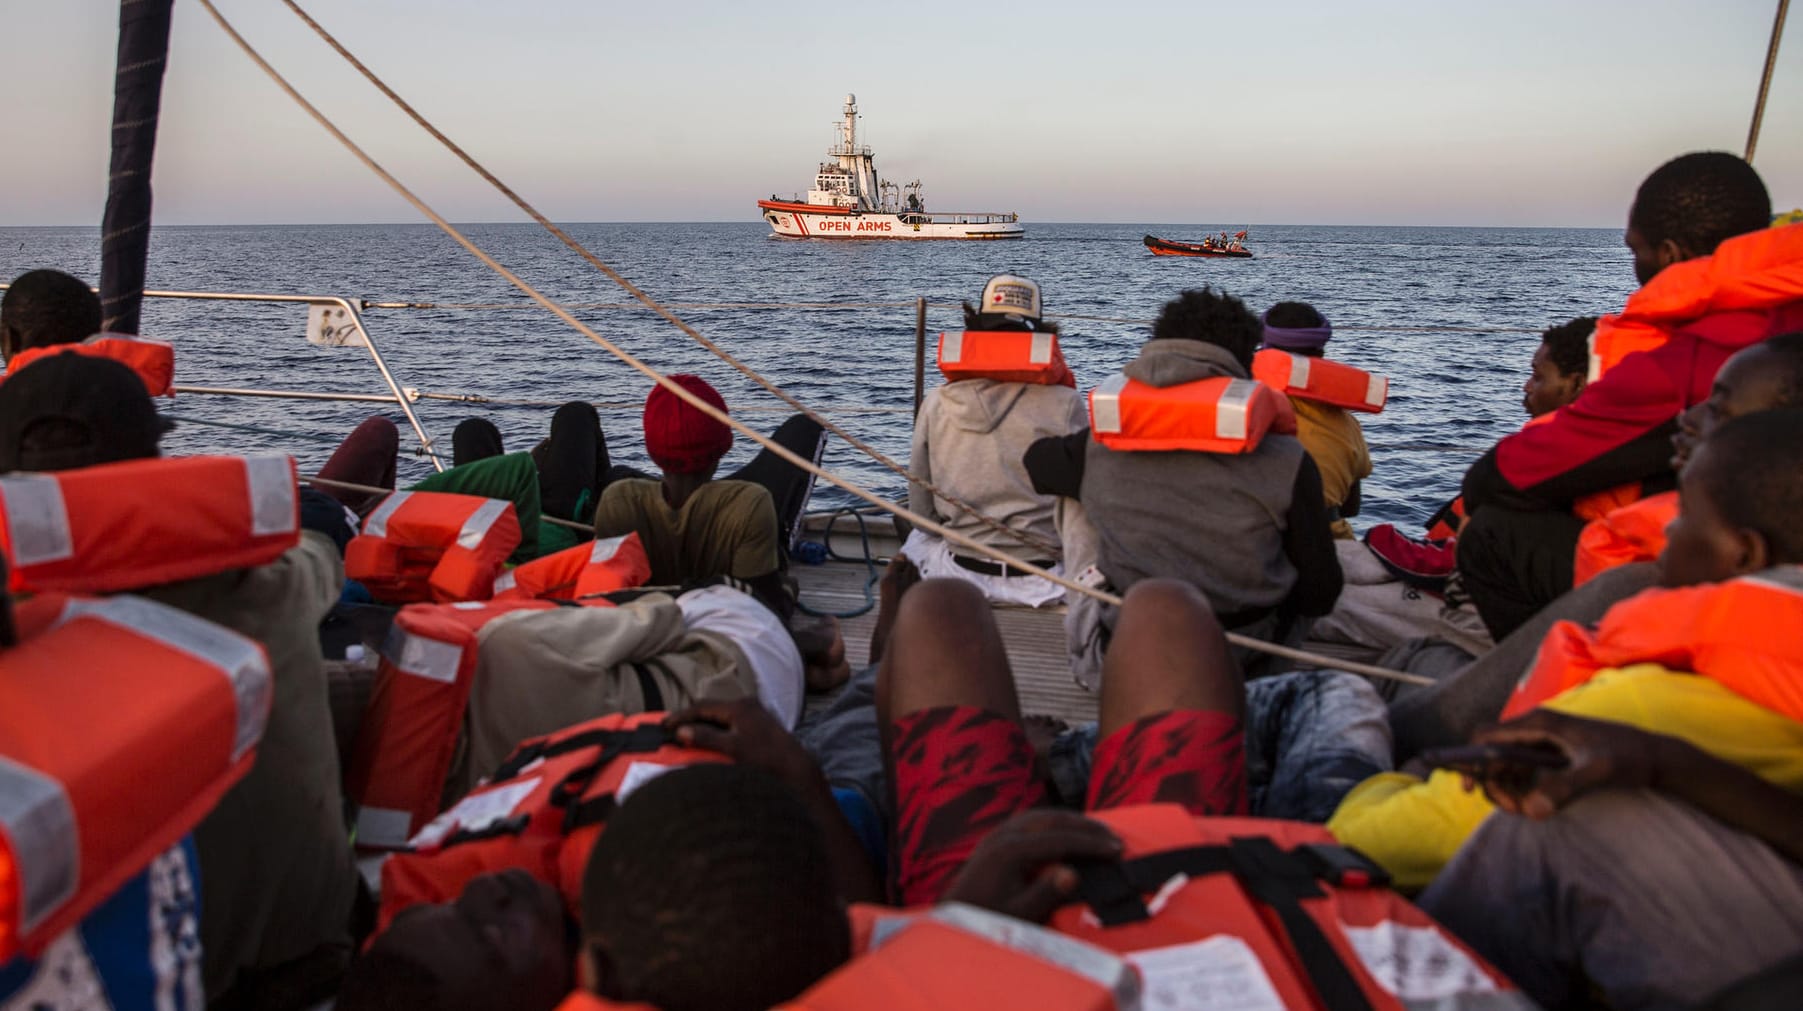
left=599, top=477, right=660, bottom=502
left=700, top=479, right=776, bottom=508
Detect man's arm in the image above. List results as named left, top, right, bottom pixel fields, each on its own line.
left=1022, top=429, right=1089, bottom=499
left=1281, top=454, right=1343, bottom=617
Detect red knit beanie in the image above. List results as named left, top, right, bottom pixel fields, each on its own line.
left=643, top=374, right=732, bottom=474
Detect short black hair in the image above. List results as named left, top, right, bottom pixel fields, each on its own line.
left=1694, top=408, right=1803, bottom=564
left=1263, top=301, right=1325, bottom=329
left=1539, top=316, right=1597, bottom=378
left=1629, top=152, right=1771, bottom=259
left=1151, top=288, right=1263, bottom=369
left=1, top=269, right=101, bottom=357
left=580, top=764, right=849, bottom=1011
left=1757, top=332, right=1803, bottom=408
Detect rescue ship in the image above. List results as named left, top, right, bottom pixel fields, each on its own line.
left=757, top=95, right=1024, bottom=240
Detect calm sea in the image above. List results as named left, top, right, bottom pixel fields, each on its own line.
left=0, top=222, right=1636, bottom=526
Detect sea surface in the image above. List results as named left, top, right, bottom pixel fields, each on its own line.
left=0, top=222, right=1637, bottom=527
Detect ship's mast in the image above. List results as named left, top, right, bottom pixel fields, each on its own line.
left=830, top=92, right=883, bottom=212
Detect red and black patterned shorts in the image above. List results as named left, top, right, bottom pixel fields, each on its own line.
left=891, top=705, right=1245, bottom=905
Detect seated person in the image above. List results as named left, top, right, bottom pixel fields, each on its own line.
left=1390, top=332, right=1803, bottom=758
left=1458, top=152, right=1803, bottom=640
left=1, top=268, right=99, bottom=360
left=903, top=274, right=1086, bottom=606
left=1025, top=287, right=1342, bottom=678
left=1330, top=409, right=1803, bottom=889
left=1419, top=710, right=1803, bottom=1010
left=1521, top=316, right=1595, bottom=419
left=592, top=375, right=782, bottom=597
left=0, top=355, right=357, bottom=1007
left=1259, top=300, right=1373, bottom=539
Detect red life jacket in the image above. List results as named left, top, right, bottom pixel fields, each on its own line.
left=1572, top=490, right=1677, bottom=586
left=377, top=712, right=728, bottom=930
left=344, top=598, right=561, bottom=851
left=785, top=907, right=1134, bottom=1011
left=1047, top=805, right=1515, bottom=1011
left=1252, top=349, right=1388, bottom=414
left=0, top=455, right=299, bottom=594
left=0, top=592, right=271, bottom=960
left=1088, top=375, right=1296, bottom=454
left=345, top=490, right=521, bottom=603
left=493, top=533, right=652, bottom=602
left=554, top=993, right=660, bottom=1011
left=936, top=331, right=1076, bottom=388
left=3, top=334, right=175, bottom=397
left=1503, top=565, right=1803, bottom=722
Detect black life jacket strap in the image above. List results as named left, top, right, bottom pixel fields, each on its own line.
left=1075, top=837, right=1381, bottom=1011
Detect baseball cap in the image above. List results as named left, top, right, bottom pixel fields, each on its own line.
left=980, top=275, right=1042, bottom=324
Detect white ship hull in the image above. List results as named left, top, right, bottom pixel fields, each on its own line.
left=758, top=203, right=1023, bottom=240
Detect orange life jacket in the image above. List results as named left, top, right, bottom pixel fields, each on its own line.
left=3, top=334, right=175, bottom=397
left=785, top=907, right=1134, bottom=1011
left=0, top=592, right=271, bottom=960
left=345, top=490, right=521, bottom=603
left=1503, top=565, right=1803, bottom=721
left=1088, top=375, right=1296, bottom=454
left=1589, top=222, right=1803, bottom=380
left=1047, top=805, right=1515, bottom=1011
left=936, top=331, right=1076, bottom=388
left=344, top=598, right=562, bottom=851
left=493, top=533, right=652, bottom=602
left=1252, top=349, right=1388, bottom=414
left=377, top=712, right=728, bottom=930
left=1572, top=490, right=1678, bottom=587
left=0, top=455, right=299, bottom=594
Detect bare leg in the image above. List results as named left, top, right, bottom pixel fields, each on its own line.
left=867, top=555, right=921, bottom=663
left=1098, top=579, right=1241, bottom=741
left=877, top=577, right=1022, bottom=730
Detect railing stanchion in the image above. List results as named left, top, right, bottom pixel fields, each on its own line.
left=913, top=296, right=927, bottom=416
left=338, top=297, right=444, bottom=471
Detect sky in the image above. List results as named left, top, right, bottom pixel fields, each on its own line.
left=3, top=0, right=1799, bottom=227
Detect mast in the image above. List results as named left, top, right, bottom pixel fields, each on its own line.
left=98, top=0, right=176, bottom=335
left=831, top=93, right=882, bottom=211
left=1745, top=0, right=1791, bottom=163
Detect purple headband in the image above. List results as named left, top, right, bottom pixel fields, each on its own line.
left=1261, top=309, right=1332, bottom=353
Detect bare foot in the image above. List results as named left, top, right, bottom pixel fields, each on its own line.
left=804, top=620, right=851, bottom=692
left=868, top=555, right=922, bottom=662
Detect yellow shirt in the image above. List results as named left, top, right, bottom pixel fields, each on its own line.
left=1327, top=664, right=1803, bottom=891
left=1289, top=398, right=1372, bottom=539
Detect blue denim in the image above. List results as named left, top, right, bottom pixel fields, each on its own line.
left=1048, top=669, right=1393, bottom=822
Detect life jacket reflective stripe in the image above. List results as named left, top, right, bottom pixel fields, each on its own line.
left=345, top=490, right=521, bottom=603
left=0, top=455, right=299, bottom=594
left=344, top=599, right=560, bottom=851
left=493, top=533, right=651, bottom=602
left=1572, top=490, right=1677, bottom=587
left=1048, top=805, right=1515, bottom=1011
left=3, top=334, right=175, bottom=397
left=1252, top=349, right=1387, bottom=414
left=1088, top=375, right=1295, bottom=454
left=784, top=908, right=1133, bottom=1011
left=0, top=593, right=270, bottom=960
left=936, top=331, right=1076, bottom=388
left=1504, top=565, right=1803, bottom=721
left=1589, top=222, right=1803, bottom=381
left=377, top=712, right=728, bottom=930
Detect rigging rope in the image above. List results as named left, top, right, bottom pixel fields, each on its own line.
left=197, top=0, right=1431, bottom=687
left=278, top=0, right=1059, bottom=558
left=1746, top=0, right=1792, bottom=162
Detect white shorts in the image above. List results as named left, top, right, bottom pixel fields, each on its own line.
left=899, top=529, right=1066, bottom=608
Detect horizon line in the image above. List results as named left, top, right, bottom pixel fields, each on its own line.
left=4, top=219, right=1634, bottom=231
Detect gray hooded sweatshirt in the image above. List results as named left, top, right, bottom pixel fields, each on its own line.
left=1083, top=340, right=1310, bottom=616
left=909, top=378, right=1088, bottom=562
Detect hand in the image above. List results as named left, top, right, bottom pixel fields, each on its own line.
left=1462, top=710, right=1665, bottom=820
left=941, top=810, right=1122, bottom=924
left=666, top=698, right=824, bottom=797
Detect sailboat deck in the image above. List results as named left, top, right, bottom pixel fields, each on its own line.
left=791, top=550, right=1099, bottom=725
